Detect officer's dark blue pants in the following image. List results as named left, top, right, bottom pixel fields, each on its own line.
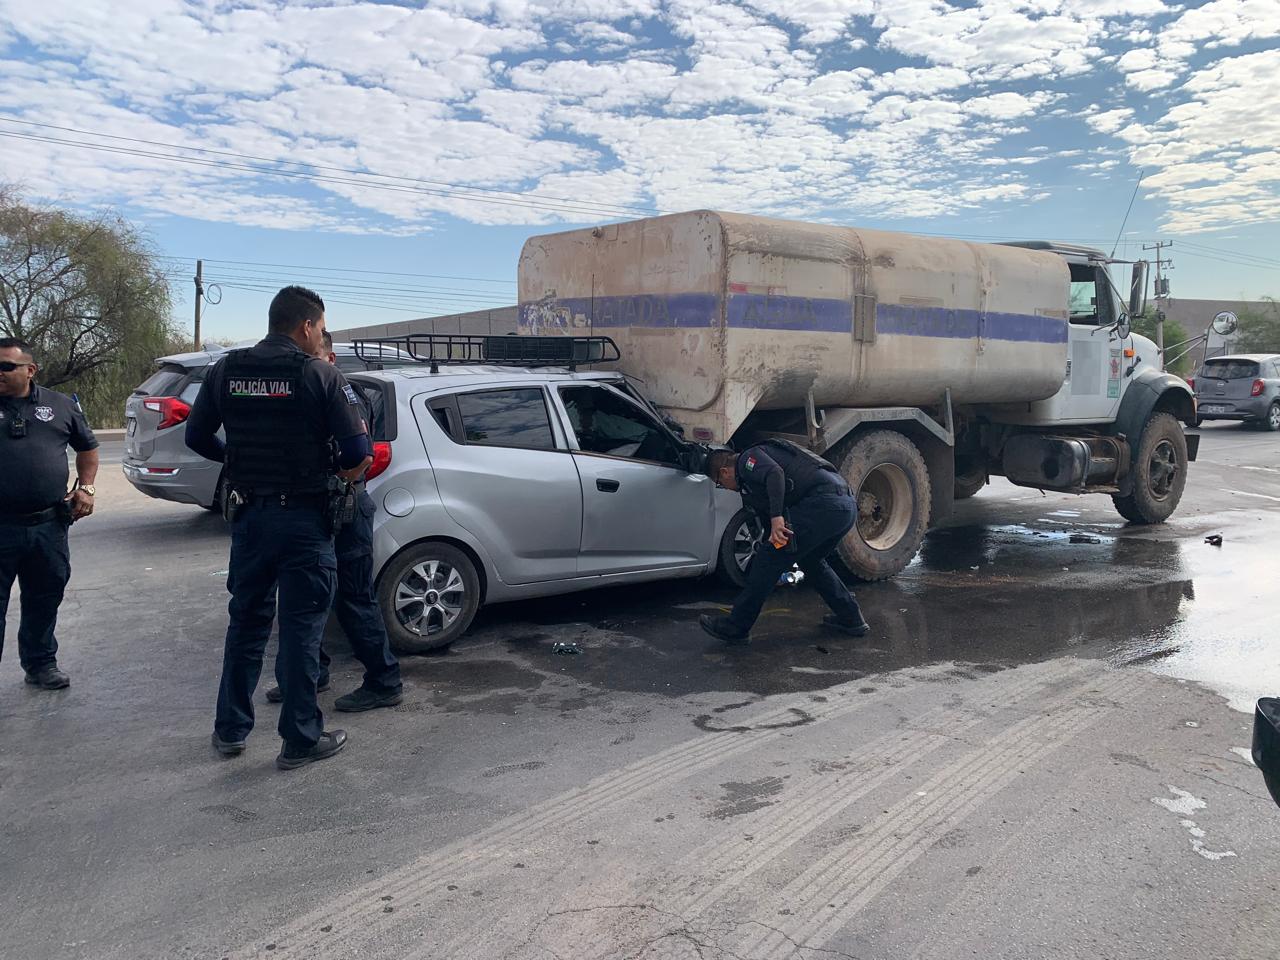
left=289, top=490, right=400, bottom=693
left=0, top=518, right=70, bottom=673
left=727, top=486, right=863, bottom=635
left=216, top=501, right=335, bottom=750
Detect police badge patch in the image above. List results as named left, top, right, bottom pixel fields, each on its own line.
left=342, top=385, right=359, bottom=405
left=34, top=405, right=55, bottom=422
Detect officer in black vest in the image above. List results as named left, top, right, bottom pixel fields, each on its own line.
left=701, top=439, right=870, bottom=644
left=263, top=329, right=402, bottom=711
left=185, top=286, right=372, bottom=770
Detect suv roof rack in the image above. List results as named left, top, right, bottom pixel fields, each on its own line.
left=351, top=333, right=620, bottom=373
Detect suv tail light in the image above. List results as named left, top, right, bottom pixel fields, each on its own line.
left=1252, top=379, right=1266, bottom=397
left=143, top=396, right=191, bottom=430
left=365, top=441, right=392, bottom=481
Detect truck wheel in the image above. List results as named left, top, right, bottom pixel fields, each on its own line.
left=1112, top=412, right=1188, bottom=524
left=378, top=542, right=481, bottom=654
left=835, top=430, right=931, bottom=581
left=718, top=507, right=764, bottom=588
left=953, top=461, right=986, bottom=500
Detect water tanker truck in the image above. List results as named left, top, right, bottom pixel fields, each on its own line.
left=517, top=210, right=1197, bottom=581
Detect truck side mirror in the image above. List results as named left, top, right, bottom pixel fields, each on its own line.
left=1129, top=261, right=1148, bottom=319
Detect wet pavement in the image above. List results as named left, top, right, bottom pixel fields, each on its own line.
left=3, top=425, right=1278, bottom=959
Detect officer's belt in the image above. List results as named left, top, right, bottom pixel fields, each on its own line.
left=244, top=492, right=328, bottom=509
left=0, top=504, right=62, bottom=525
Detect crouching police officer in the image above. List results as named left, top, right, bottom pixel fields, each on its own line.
left=185, top=286, right=372, bottom=770
left=264, top=329, right=402, bottom=711
left=701, top=440, right=871, bottom=644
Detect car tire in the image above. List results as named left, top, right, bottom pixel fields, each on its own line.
left=833, top=430, right=931, bottom=581
left=378, top=542, right=481, bottom=654
left=718, top=507, right=764, bottom=588
left=1267, top=403, right=1280, bottom=432
left=1112, top=412, right=1188, bottom=524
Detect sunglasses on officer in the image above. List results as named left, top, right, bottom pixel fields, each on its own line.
left=0, top=360, right=34, bottom=372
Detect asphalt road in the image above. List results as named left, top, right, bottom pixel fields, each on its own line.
left=7, top=424, right=1280, bottom=960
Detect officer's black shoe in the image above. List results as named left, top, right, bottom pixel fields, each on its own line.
left=823, top=613, right=871, bottom=637
left=276, top=730, right=347, bottom=771
left=211, top=731, right=246, bottom=757
left=24, top=665, right=70, bottom=689
left=265, top=678, right=330, bottom=703
left=699, top=614, right=750, bottom=645
left=334, top=685, right=403, bottom=713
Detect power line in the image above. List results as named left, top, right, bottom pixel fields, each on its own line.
left=153, top=255, right=516, bottom=285
left=0, top=116, right=659, bottom=220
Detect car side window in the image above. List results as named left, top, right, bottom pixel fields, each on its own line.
left=559, top=385, right=682, bottom=466
left=452, top=388, right=556, bottom=450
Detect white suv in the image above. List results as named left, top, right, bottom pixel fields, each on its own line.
left=350, top=335, right=755, bottom=653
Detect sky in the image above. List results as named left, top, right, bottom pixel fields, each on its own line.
left=1, top=0, right=1278, bottom=342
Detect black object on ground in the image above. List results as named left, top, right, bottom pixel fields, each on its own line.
left=552, top=641, right=582, bottom=655
left=1253, top=698, right=1280, bottom=810
left=1205, top=534, right=1224, bottom=546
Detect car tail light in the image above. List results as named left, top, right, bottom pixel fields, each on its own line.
left=142, top=396, right=191, bottom=429
left=1252, top=379, right=1265, bottom=397
left=365, top=441, right=392, bottom=480
left=1187, top=377, right=1195, bottom=391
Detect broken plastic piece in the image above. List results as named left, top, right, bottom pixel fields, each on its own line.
left=778, top=565, right=805, bottom=586
left=551, top=641, right=582, bottom=655
left=1069, top=533, right=1101, bottom=544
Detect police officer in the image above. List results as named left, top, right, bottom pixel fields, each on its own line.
left=0, top=337, right=98, bottom=689
left=700, top=440, right=871, bottom=644
left=185, top=286, right=372, bottom=770
left=263, top=330, right=402, bottom=711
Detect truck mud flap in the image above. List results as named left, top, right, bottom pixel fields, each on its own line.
left=1185, top=433, right=1200, bottom=462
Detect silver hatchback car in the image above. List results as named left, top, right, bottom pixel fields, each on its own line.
left=351, top=351, right=754, bottom=653
left=122, top=343, right=418, bottom=508
left=1192, top=354, right=1280, bottom=430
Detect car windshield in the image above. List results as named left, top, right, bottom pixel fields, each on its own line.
left=1202, top=360, right=1259, bottom=380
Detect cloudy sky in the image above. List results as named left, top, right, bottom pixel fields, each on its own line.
left=1, top=0, right=1278, bottom=339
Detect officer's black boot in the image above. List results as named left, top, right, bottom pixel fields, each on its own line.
left=823, top=611, right=871, bottom=637
left=334, top=684, right=403, bottom=712
left=276, top=729, right=347, bottom=770
left=699, top=615, right=750, bottom=645
left=24, top=665, right=70, bottom=689
left=266, top=676, right=330, bottom=703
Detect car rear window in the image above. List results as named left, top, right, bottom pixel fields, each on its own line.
left=455, top=388, right=555, bottom=449
left=1202, top=360, right=1259, bottom=380
left=133, top=364, right=188, bottom=397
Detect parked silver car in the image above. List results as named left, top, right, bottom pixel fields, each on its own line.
left=122, top=343, right=416, bottom=508
left=1192, top=354, right=1280, bottom=430
left=351, top=360, right=755, bottom=653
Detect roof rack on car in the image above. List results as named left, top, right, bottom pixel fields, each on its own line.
left=350, top=333, right=620, bottom=373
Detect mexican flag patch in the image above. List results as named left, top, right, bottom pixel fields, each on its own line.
left=744, top=455, right=756, bottom=471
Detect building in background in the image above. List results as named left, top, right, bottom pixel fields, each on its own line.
left=328, top=306, right=517, bottom=343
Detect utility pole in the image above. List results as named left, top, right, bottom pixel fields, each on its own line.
left=1143, top=240, right=1173, bottom=368
left=193, top=259, right=204, bottom=349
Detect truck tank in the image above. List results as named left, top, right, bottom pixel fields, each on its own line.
left=518, top=210, right=1070, bottom=442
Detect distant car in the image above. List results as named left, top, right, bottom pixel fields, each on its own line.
left=347, top=345, right=753, bottom=655
left=1190, top=354, right=1280, bottom=430
left=121, top=342, right=416, bottom=509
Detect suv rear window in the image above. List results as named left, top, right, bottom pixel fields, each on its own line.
left=133, top=364, right=188, bottom=397
left=1202, top=360, right=1260, bottom=380
left=455, top=388, right=555, bottom=449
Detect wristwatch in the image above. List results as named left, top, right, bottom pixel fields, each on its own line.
left=76, top=482, right=96, bottom=496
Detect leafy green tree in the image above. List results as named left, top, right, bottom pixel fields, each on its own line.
left=0, top=186, right=176, bottom=426
left=1234, top=297, right=1280, bottom=354
left=1132, top=308, right=1191, bottom=377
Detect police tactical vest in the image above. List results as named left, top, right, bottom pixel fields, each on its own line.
left=738, top=438, right=842, bottom=516
left=220, top=347, right=331, bottom=494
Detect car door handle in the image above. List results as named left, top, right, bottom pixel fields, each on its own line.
left=596, top=478, right=621, bottom=493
